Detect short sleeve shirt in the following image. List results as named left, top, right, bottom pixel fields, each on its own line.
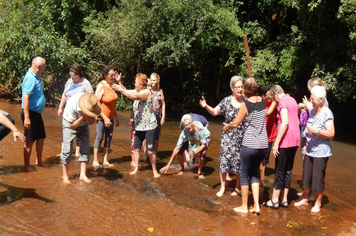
left=64, top=78, right=93, bottom=101
left=63, top=92, right=88, bottom=127
left=21, top=68, right=45, bottom=113
left=306, top=107, right=333, bottom=158
left=176, top=121, right=210, bottom=151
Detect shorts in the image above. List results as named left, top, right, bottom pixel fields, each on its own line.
left=154, top=122, right=161, bottom=141
left=134, top=129, right=155, bottom=151
left=21, top=110, right=46, bottom=142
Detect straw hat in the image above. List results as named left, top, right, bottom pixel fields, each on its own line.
left=78, top=93, right=101, bottom=117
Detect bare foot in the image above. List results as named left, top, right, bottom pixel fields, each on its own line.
left=216, top=188, right=225, bottom=197
left=153, top=172, right=160, bottom=178
left=23, top=166, right=32, bottom=172
left=294, top=199, right=309, bottom=207
left=36, top=162, right=49, bottom=167
left=250, top=206, right=261, bottom=215
left=311, top=205, right=321, bottom=213
left=233, top=206, right=248, bottom=214
left=79, top=176, right=92, bottom=183
left=231, top=188, right=241, bottom=196
left=130, top=169, right=139, bottom=175
left=63, top=177, right=71, bottom=184
left=226, top=175, right=233, bottom=181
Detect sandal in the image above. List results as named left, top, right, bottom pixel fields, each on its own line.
left=263, top=199, right=279, bottom=210
left=279, top=201, right=289, bottom=208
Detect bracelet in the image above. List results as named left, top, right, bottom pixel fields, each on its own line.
left=12, top=129, right=19, bottom=133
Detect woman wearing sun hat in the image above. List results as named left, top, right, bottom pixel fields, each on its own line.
left=60, top=92, right=101, bottom=183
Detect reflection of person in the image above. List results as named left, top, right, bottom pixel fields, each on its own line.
left=21, top=57, right=47, bottom=171
left=60, top=93, right=101, bottom=183
left=263, top=85, right=300, bottom=210
left=259, top=86, right=277, bottom=186
left=58, top=65, right=93, bottom=159
left=222, top=78, right=268, bottom=215
left=160, top=114, right=210, bottom=179
left=93, top=65, right=120, bottom=168
left=112, top=73, right=160, bottom=178
left=294, top=86, right=334, bottom=213
left=199, top=75, right=245, bottom=197
left=0, top=110, right=26, bottom=142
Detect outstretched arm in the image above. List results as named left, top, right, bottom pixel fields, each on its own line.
left=159, top=147, right=180, bottom=173
left=199, top=96, right=221, bottom=116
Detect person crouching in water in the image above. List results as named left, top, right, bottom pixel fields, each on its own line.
left=160, top=114, right=210, bottom=179
left=61, top=92, right=101, bottom=183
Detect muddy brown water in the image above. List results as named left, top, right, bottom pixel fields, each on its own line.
left=0, top=101, right=355, bottom=235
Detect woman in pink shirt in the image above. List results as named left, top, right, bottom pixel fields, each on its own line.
left=263, top=85, right=300, bottom=209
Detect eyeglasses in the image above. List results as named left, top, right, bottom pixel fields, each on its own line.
left=233, top=86, right=243, bottom=90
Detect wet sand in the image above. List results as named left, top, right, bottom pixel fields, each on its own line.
left=0, top=101, right=356, bottom=235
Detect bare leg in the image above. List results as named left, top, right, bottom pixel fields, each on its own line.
left=130, top=148, right=140, bottom=175
left=260, top=163, right=266, bottom=186
left=79, top=162, right=91, bottom=183
left=294, top=188, right=310, bottom=207
left=23, top=141, right=34, bottom=171
left=148, top=150, right=160, bottom=178
left=62, top=163, right=71, bottom=183
left=226, top=173, right=232, bottom=181
left=93, top=147, right=101, bottom=166
left=231, top=174, right=241, bottom=196
left=142, top=140, right=147, bottom=161
left=216, top=172, right=227, bottom=197
left=311, top=191, right=323, bottom=213
left=130, top=152, right=135, bottom=166
left=102, top=147, right=111, bottom=165
left=197, top=158, right=205, bottom=176
left=35, top=138, right=45, bottom=165
left=177, top=153, right=185, bottom=172
left=250, top=182, right=260, bottom=214
left=233, top=185, right=249, bottom=213
left=271, top=188, right=281, bottom=203
left=281, top=188, right=289, bottom=205
left=75, top=145, right=80, bottom=158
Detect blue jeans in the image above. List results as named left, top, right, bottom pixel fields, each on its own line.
left=240, top=146, right=267, bottom=186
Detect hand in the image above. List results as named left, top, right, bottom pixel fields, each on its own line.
left=302, top=95, right=308, bottom=104
left=115, top=118, right=120, bottom=127
left=222, top=122, right=228, bottom=133
left=115, top=72, right=122, bottom=83
left=104, top=118, right=111, bottom=128
left=24, top=118, right=31, bottom=129
left=272, top=143, right=279, bottom=157
left=160, top=117, right=165, bottom=126
left=298, top=102, right=305, bottom=110
left=188, top=151, right=195, bottom=158
left=82, top=113, right=89, bottom=120
left=112, top=83, right=124, bottom=92
left=199, top=96, right=207, bottom=108
left=13, top=130, right=26, bottom=142
left=58, top=108, right=63, bottom=117
left=160, top=165, right=170, bottom=173
left=306, top=125, right=318, bottom=134
left=302, top=145, right=306, bottom=160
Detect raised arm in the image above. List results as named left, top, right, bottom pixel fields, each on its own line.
left=199, top=96, right=221, bottom=116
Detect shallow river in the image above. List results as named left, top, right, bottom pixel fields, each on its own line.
left=0, top=101, right=355, bottom=235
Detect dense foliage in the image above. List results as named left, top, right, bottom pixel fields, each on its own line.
left=1, top=0, right=355, bottom=138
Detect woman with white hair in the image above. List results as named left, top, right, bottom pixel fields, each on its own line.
left=160, top=114, right=210, bottom=179
left=199, top=75, right=245, bottom=197
left=294, top=86, right=334, bottom=213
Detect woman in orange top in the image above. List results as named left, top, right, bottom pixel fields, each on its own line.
left=93, top=65, right=120, bottom=168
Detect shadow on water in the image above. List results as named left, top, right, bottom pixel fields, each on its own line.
left=0, top=182, right=53, bottom=206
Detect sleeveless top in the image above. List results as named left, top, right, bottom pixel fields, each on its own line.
left=242, top=97, right=268, bottom=149
left=133, top=89, right=157, bottom=131
left=97, top=81, right=118, bottom=120
left=151, top=89, right=163, bottom=120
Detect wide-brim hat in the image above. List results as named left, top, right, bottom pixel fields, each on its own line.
left=78, top=93, right=101, bottom=117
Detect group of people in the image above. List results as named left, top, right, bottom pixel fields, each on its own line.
left=0, top=56, right=334, bottom=214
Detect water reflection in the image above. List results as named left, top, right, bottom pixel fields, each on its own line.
left=0, top=101, right=356, bottom=235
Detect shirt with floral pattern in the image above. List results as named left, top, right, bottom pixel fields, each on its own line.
left=176, top=121, right=210, bottom=151
left=133, top=89, right=157, bottom=131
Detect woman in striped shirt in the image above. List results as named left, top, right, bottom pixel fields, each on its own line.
left=223, top=78, right=268, bottom=215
